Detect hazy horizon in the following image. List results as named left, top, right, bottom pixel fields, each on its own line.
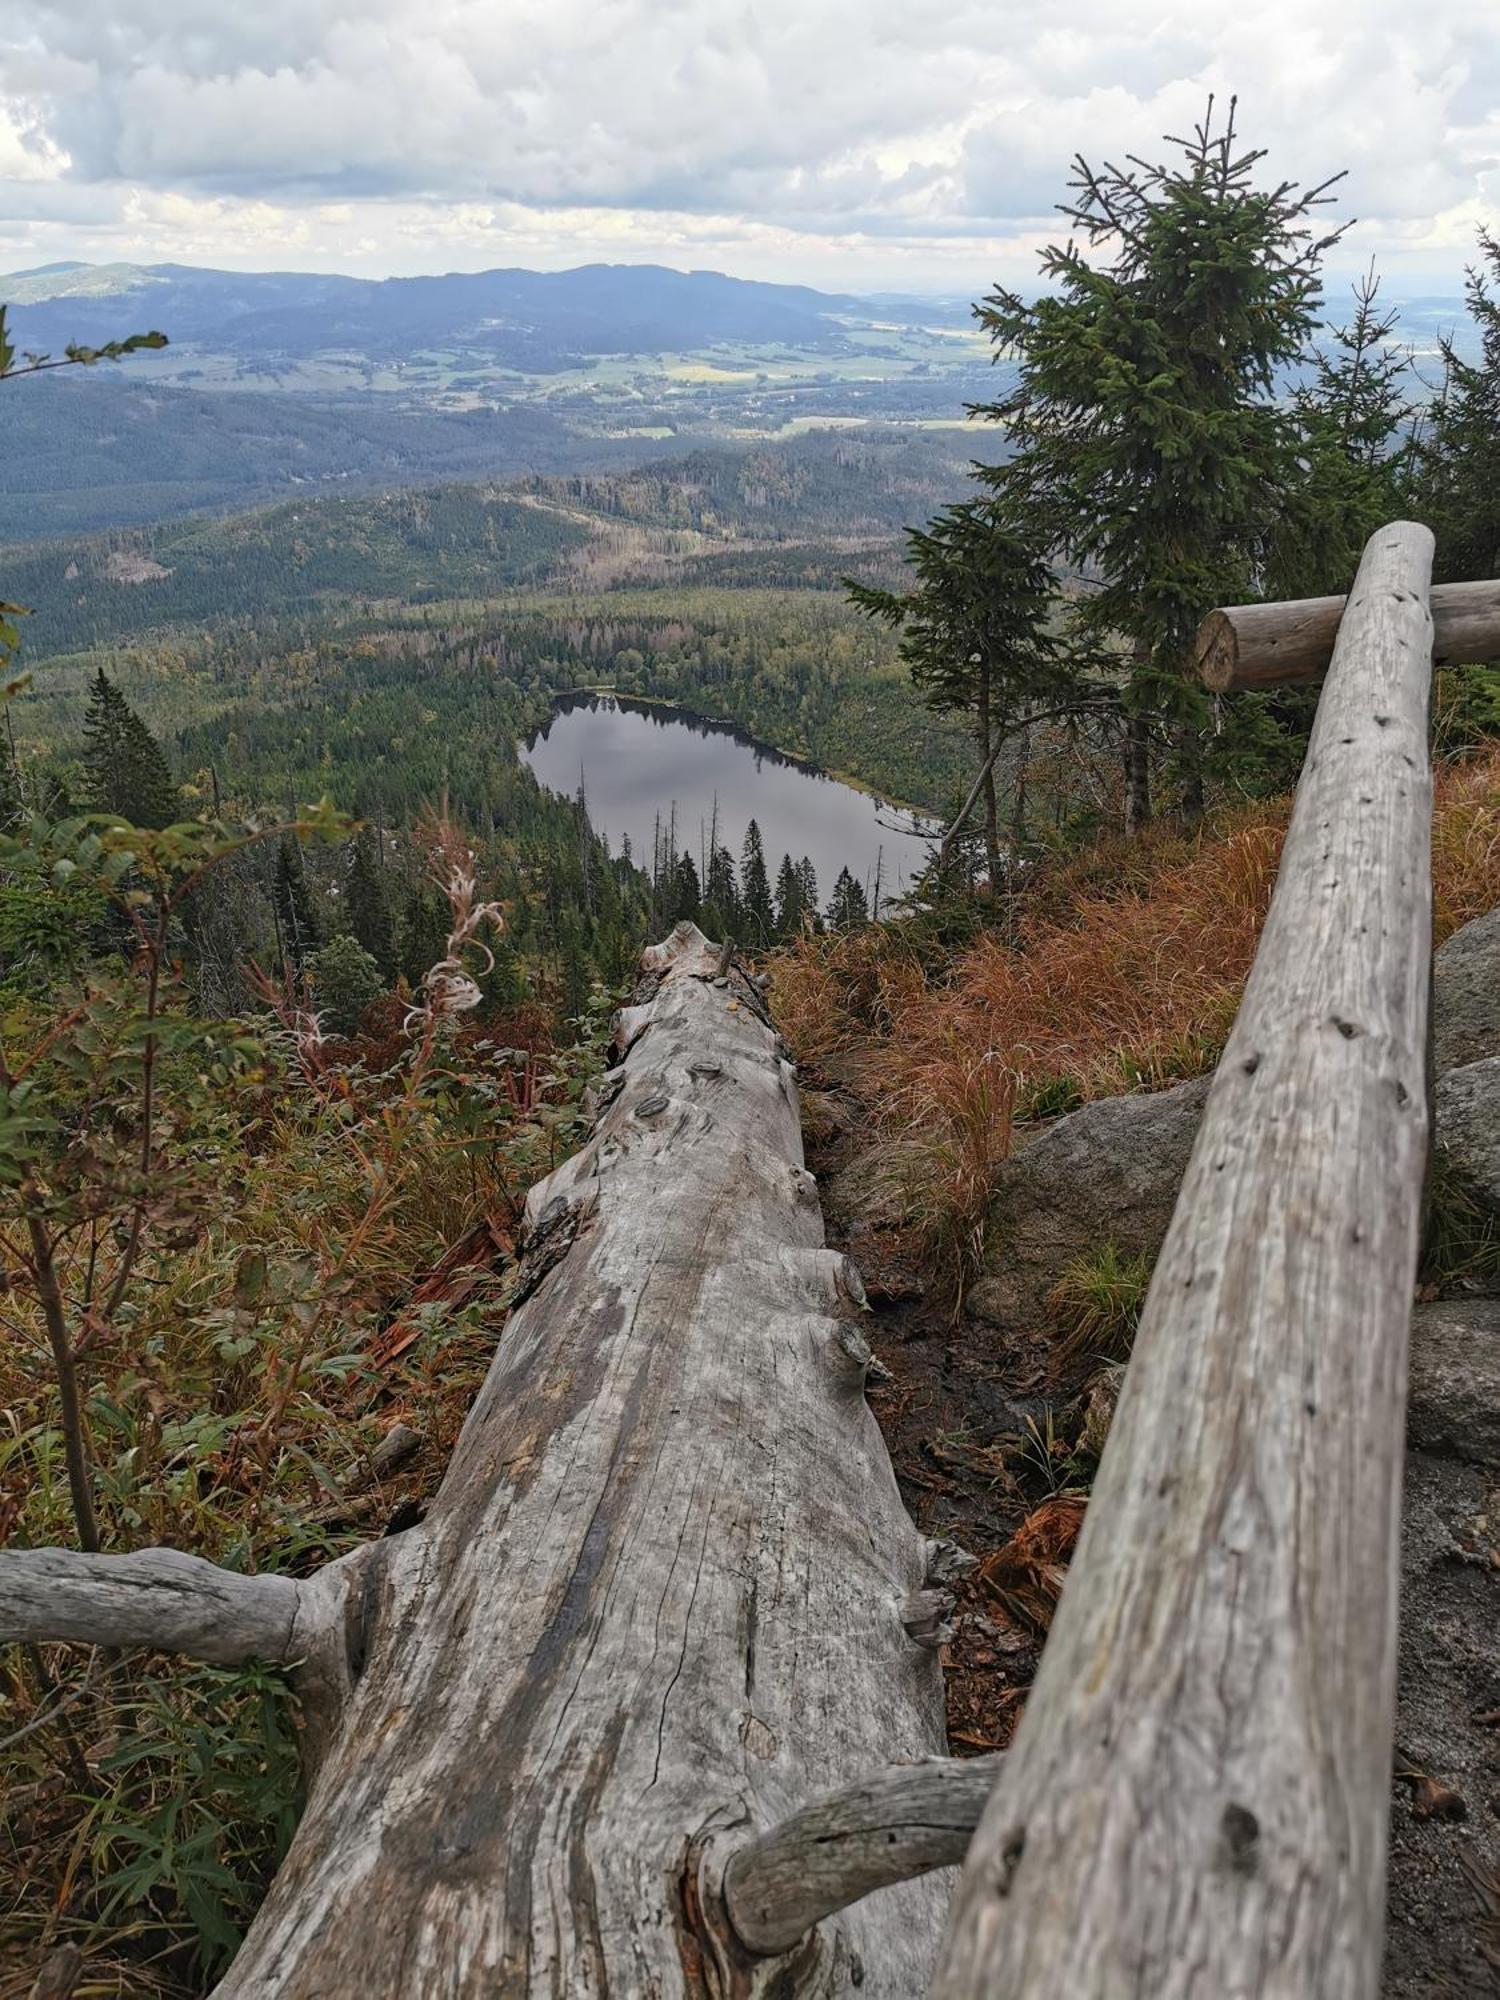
left=0, top=250, right=1482, bottom=308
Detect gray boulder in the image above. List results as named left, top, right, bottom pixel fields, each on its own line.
left=1407, top=1296, right=1500, bottom=1465
left=1433, top=1057, right=1500, bottom=1213
left=968, top=1076, right=1210, bottom=1334
left=1431, top=906, right=1500, bottom=1073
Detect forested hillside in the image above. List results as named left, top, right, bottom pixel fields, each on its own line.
left=0, top=375, right=687, bottom=540
left=4, top=426, right=969, bottom=661
left=2, top=487, right=589, bottom=655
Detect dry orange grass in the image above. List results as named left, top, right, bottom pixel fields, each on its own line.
left=774, top=742, right=1500, bottom=1270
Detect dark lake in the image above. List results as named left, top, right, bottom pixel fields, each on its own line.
left=521, top=694, right=935, bottom=911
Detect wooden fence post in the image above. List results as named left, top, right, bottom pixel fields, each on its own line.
left=932, top=521, right=1437, bottom=1998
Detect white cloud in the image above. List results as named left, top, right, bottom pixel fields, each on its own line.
left=0, top=0, right=1496, bottom=286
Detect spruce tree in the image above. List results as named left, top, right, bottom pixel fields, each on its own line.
left=773, top=854, right=803, bottom=938
left=704, top=844, right=740, bottom=936
left=671, top=850, right=702, bottom=926
left=343, top=824, right=397, bottom=980
left=826, top=867, right=869, bottom=928
left=796, top=858, right=818, bottom=925
left=81, top=668, right=178, bottom=828
left=1279, top=268, right=1416, bottom=599
left=310, top=934, right=383, bottom=1037
left=848, top=499, right=1063, bottom=875
left=273, top=834, right=323, bottom=974
left=399, top=882, right=452, bottom=989
left=973, top=100, right=1344, bottom=828
left=739, top=820, right=774, bottom=943
left=1415, top=231, right=1500, bottom=584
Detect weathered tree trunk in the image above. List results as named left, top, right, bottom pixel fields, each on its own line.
left=1123, top=701, right=1151, bottom=835
left=1009, top=722, right=1030, bottom=845
left=0, top=926, right=956, bottom=1997
left=1174, top=716, right=1204, bottom=825
left=935, top=522, right=1437, bottom=1996
left=225, top=925, right=956, bottom=1995
left=978, top=677, right=1003, bottom=888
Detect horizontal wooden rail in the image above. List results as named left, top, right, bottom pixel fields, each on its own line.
left=1196, top=575, right=1498, bottom=690
left=935, top=521, right=1437, bottom=1997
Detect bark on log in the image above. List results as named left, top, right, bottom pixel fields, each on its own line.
left=199, top=922, right=950, bottom=1997
left=1195, top=574, right=1498, bottom=690
left=723, top=1755, right=1001, bottom=1957
left=935, top=522, right=1437, bottom=1997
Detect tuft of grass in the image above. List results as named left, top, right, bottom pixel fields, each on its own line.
left=891, top=1036, right=1015, bottom=1276
left=1046, top=1244, right=1155, bottom=1366
left=1422, top=1153, right=1500, bottom=1297
left=1017, top=1072, right=1085, bottom=1121
left=773, top=742, right=1500, bottom=1284
left=1432, top=746, right=1500, bottom=943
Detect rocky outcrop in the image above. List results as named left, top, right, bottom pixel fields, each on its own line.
left=967, top=1077, right=1210, bottom=1334
left=1432, top=906, right=1500, bottom=1074
left=1406, top=1296, right=1500, bottom=1465
left=1435, top=1057, right=1500, bottom=1214
left=1384, top=1445, right=1500, bottom=1997
left=1387, top=1288, right=1500, bottom=1994
left=969, top=1035, right=1500, bottom=1339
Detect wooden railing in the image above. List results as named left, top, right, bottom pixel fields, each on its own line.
left=932, top=521, right=1500, bottom=1996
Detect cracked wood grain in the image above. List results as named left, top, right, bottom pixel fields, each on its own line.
left=935, top=522, right=1437, bottom=1999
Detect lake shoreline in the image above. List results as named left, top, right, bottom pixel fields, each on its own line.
left=524, top=689, right=936, bottom=901
left=548, top=683, right=938, bottom=820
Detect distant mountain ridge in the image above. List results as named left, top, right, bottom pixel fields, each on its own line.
left=1, top=259, right=885, bottom=368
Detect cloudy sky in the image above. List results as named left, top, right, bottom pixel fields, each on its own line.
left=1, top=0, right=1496, bottom=292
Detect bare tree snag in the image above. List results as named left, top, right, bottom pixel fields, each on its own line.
left=168, top=922, right=949, bottom=1996
left=935, top=522, right=1437, bottom=1997
left=1195, top=574, right=1498, bottom=690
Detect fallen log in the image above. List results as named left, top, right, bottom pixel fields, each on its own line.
left=1195, top=574, right=1499, bottom=690
left=3, top=924, right=957, bottom=1997
left=936, top=521, right=1437, bottom=1996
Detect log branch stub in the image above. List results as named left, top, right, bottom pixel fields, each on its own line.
left=0, top=1547, right=304, bottom=1664
left=936, top=522, right=1437, bottom=1997
left=720, top=1756, right=1002, bottom=1958
left=0, top=1543, right=377, bottom=1771
left=1195, top=572, right=1497, bottom=690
